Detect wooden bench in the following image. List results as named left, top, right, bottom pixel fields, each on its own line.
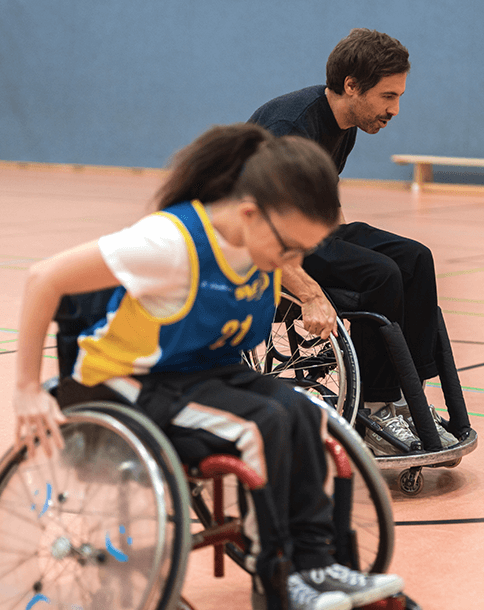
left=391, top=154, right=484, bottom=193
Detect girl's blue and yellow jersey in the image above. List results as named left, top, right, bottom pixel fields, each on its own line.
left=72, top=200, right=281, bottom=386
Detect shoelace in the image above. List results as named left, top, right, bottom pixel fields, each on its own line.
left=288, top=575, right=318, bottom=606
left=384, top=415, right=418, bottom=442
left=323, top=565, right=368, bottom=587
left=429, top=406, right=448, bottom=431
left=403, top=404, right=454, bottom=439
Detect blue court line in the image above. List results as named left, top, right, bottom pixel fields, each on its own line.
left=428, top=381, right=484, bottom=394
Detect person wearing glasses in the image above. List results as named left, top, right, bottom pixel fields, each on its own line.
left=13, top=123, right=403, bottom=610
left=249, top=28, right=458, bottom=454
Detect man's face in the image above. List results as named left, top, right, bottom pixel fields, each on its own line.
left=346, top=72, right=407, bottom=134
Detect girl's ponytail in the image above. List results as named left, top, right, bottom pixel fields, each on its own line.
left=156, top=121, right=340, bottom=227
left=156, top=123, right=272, bottom=210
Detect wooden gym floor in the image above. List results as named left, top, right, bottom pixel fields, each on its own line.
left=0, top=167, right=483, bottom=610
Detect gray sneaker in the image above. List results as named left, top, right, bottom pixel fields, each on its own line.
left=251, top=574, right=351, bottom=610
left=298, top=564, right=404, bottom=608
left=288, top=573, right=352, bottom=610
left=395, top=403, right=458, bottom=448
left=364, top=403, right=422, bottom=456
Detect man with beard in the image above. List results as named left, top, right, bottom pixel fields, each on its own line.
left=249, top=28, right=458, bottom=454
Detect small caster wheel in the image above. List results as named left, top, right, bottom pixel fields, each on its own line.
left=398, top=468, right=424, bottom=496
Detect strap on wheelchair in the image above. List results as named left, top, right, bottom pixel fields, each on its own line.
left=343, top=312, right=442, bottom=452
left=251, top=486, right=291, bottom=610
left=377, top=319, right=442, bottom=451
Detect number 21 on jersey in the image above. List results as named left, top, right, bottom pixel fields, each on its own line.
left=209, top=315, right=253, bottom=350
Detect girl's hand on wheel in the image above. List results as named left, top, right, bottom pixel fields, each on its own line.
left=13, top=388, right=67, bottom=458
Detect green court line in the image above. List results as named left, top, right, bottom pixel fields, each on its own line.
left=438, top=294, right=484, bottom=318
left=437, top=407, right=484, bottom=418
left=428, top=381, right=484, bottom=393
left=441, top=309, right=484, bottom=318
left=440, top=296, right=484, bottom=305
left=428, top=382, right=484, bottom=418
left=0, top=256, right=40, bottom=269
left=0, top=255, right=39, bottom=259
left=0, top=328, right=55, bottom=337
left=460, top=385, right=484, bottom=393
left=437, top=266, right=484, bottom=278
left=0, top=339, right=17, bottom=344
left=1, top=349, right=57, bottom=357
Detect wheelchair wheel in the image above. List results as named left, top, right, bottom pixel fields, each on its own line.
left=0, top=402, right=191, bottom=610
left=244, top=292, right=360, bottom=425
left=320, top=399, right=394, bottom=574
left=191, top=398, right=394, bottom=575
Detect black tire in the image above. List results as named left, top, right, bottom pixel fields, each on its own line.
left=244, top=292, right=360, bottom=424
left=192, top=398, right=394, bottom=575
left=322, top=400, right=395, bottom=573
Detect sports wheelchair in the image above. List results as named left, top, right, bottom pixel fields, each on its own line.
left=0, top=378, right=401, bottom=610
left=0, top=285, right=412, bottom=609
left=254, top=291, right=477, bottom=495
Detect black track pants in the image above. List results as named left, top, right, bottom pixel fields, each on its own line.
left=303, top=222, right=439, bottom=402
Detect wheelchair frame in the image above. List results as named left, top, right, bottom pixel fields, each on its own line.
left=340, top=308, right=478, bottom=495
left=259, top=290, right=478, bottom=496
left=0, top=398, right=397, bottom=610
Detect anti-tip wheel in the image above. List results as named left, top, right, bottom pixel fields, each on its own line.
left=444, top=456, right=462, bottom=468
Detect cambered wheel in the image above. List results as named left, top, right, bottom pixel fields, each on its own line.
left=192, top=400, right=395, bottom=575
left=0, top=402, right=191, bottom=610
left=244, top=292, right=360, bottom=425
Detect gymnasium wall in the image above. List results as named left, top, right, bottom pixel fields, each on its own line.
left=0, top=0, right=482, bottom=181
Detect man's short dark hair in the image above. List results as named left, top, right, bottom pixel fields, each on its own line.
left=326, top=28, right=410, bottom=95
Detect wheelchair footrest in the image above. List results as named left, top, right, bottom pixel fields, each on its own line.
left=191, top=518, right=245, bottom=550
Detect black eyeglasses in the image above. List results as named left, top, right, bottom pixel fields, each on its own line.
left=257, top=205, right=324, bottom=260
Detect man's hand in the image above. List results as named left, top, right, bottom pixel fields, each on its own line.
left=280, top=263, right=338, bottom=340
left=300, top=293, right=338, bottom=339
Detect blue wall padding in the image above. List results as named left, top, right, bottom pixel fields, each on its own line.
left=0, top=0, right=482, bottom=180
